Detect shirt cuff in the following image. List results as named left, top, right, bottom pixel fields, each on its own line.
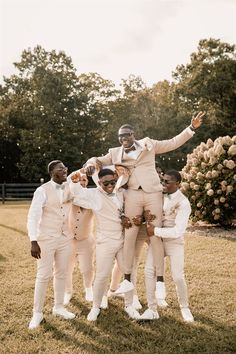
left=29, top=235, right=38, bottom=242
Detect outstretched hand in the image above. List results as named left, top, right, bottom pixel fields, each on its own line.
left=191, top=111, right=205, bottom=129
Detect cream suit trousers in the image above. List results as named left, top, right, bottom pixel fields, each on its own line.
left=65, top=235, right=95, bottom=293
left=93, top=238, right=133, bottom=308
left=33, top=235, right=72, bottom=312
left=145, top=239, right=189, bottom=310
left=124, top=189, right=164, bottom=276
left=110, top=226, right=147, bottom=295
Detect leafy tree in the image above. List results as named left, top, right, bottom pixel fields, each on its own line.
left=173, top=38, right=236, bottom=139
left=0, top=47, right=117, bottom=182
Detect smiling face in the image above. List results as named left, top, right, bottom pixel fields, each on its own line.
left=50, top=162, right=68, bottom=184
left=98, top=174, right=117, bottom=194
left=161, top=174, right=179, bottom=194
left=118, top=127, right=135, bottom=149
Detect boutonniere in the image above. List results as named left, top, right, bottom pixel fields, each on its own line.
left=169, top=202, right=180, bottom=215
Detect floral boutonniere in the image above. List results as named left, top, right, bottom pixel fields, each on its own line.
left=169, top=202, right=180, bottom=216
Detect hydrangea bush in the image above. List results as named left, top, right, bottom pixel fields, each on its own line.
left=181, top=135, right=236, bottom=226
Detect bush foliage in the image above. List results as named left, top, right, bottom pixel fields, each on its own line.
left=181, top=135, right=236, bottom=226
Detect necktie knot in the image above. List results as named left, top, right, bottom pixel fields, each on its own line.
left=124, top=145, right=136, bottom=153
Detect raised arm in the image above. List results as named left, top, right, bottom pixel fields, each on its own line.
left=153, top=111, right=205, bottom=154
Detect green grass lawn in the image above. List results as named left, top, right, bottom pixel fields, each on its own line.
left=0, top=204, right=235, bottom=354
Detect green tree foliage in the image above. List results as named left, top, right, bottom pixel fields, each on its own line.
left=0, top=47, right=117, bottom=182
left=173, top=38, right=236, bottom=138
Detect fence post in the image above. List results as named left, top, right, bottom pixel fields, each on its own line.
left=2, top=183, right=6, bottom=204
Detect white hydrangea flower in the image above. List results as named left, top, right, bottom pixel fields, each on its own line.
left=206, top=171, right=212, bottom=178
left=214, top=208, right=221, bottom=214
left=220, top=197, right=226, bottom=203
left=207, top=189, right=214, bottom=196
left=214, top=199, right=219, bottom=205
left=228, top=144, right=236, bottom=156
left=217, top=164, right=223, bottom=170
left=197, top=202, right=202, bottom=208
left=205, top=183, right=212, bottom=190
left=225, top=160, right=235, bottom=169
left=212, top=170, right=219, bottom=178
left=193, top=184, right=200, bottom=191
left=221, top=136, right=233, bottom=145
left=226, top=185, right=233, bottom=193
left=213, top=144, right=225, bottom=156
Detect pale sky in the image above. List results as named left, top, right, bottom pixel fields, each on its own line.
left=0, top=0, right=235, bottom=87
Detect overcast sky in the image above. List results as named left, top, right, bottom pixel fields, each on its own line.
left=1, top=0, right=235, bottom=87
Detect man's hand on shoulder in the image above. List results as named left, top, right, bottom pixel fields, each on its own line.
left=191, top=111, right=205, bottom=129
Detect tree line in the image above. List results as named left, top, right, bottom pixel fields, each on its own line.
left=0, top=38, right=235, bottom=183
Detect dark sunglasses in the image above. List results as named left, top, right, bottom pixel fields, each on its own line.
left=101, top=180, right=116, bottom=186
left=161, top=179, right=176, bottom=185
left=118, top=132, right=133, bottom=138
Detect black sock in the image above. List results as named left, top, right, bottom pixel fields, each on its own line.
left=124, top=274, right=131, bottom=282
left=157, top=276, right=164, bottom=282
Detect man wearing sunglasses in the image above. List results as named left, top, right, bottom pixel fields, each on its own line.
left=84, top=111, right=205, bottom=296
left=70, top=168, right=140, bottom=321
left=143, top=170, right=194, bottom=322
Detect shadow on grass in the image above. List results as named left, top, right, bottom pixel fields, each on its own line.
left=36, top=298, right=236, bottom=354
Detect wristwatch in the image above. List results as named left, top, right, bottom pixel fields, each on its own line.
left=189, top=124, right=196, bottom=132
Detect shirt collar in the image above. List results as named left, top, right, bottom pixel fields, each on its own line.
left=164, top=189, right=180, bottom=200
left=50, top=179, right=65, bottom=189
left=97, top=186, right=117, bottom=197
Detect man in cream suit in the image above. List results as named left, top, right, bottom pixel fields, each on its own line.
left=70, top=168, right=140, bottom=321
left=27, top=160, right=75, bottom=329
left=143, top=170, right=194, bottom=322
left=84, top=112, right=205, bottom=295
left=64, top=173, right=95, bottom=305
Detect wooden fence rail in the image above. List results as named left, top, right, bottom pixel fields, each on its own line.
left=0, top=183, right=40, bottom=204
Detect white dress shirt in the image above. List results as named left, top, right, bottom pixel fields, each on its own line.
left=123, top=142, right=142, bottom=160
left=27, top=180, right=66, bottom=241
left=154, top=189, right=191, bottom=239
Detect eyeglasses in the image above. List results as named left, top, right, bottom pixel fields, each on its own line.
left=101, top=180, right=116, bottom=186
left=118, top=132, right=133, bottom=138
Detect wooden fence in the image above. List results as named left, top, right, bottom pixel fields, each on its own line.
left=0, top=183, right=40, bottom=204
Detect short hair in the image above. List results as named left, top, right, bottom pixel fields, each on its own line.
left=165, top=170, right=181, bottom=183
left=98, top=168, right=115, bottom=179
left=119, top=124, right=134, bottom=132
left=48, top=160, right=62, bottom=174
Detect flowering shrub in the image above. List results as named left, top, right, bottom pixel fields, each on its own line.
left=181, top=135, right=236, bottom=226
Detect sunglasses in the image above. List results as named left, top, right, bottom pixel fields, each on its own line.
left=101, top=180, right=116, bottom=186
left=161, top=179, right=176, bottom=185
left=118, top=132, right=133, bottom=138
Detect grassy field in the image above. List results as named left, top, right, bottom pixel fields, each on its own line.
left=0, top=203, right=235, bottom=354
